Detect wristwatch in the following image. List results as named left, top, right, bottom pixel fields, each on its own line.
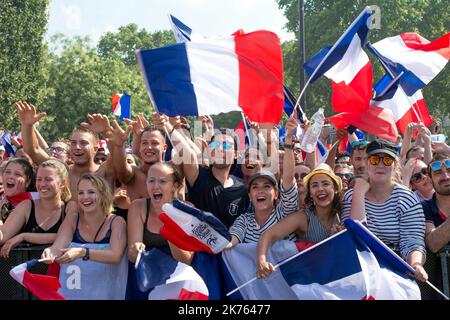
left=82, top=247, right=90, bottom=261
left=284, top=143, right=294, bottom=150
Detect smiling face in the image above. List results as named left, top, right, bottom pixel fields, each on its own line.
left=249, top=177, right=278, bottom=212
left=308, top=173, right=336, bottom=209
left=410, top=160, right=433, bottom=195
left=77, top=179, right=100, bottom=214
left=70, top=131, right=98, bottom=166
left=146, top=163, right=179, bottom=208
left=139, top=130, right=166, bottom=165
left=294, top=165, right=311, bottom=194
left=48, top=141, right=69, bottom=162
left=208, top=134, right=236, bottom=169
left=430, top=159, right=450, bottom=196
left=2, top=162, right=30, bottom=197
left=36, top=166, right=64, bottom=200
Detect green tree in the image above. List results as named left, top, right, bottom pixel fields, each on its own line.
left=97, top=23, right=175, bottom=66
left=277, top=0, right=449, bottom=121
left=40, top=35, right=150, bottom=141
left=0, top=0, right=49, bottom=131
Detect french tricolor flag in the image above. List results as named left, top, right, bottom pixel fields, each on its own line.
left=111, top=93, right=131, bottom=120
left=136, top=30, right=284, bottom=125
left=9, top=259, right=65, bottom=300
left=371, top=74, right=432, bottom=134
left=135, top=248, right=209, bottom=300
left=303, top=7, right=373, bottom=113
left=160, top=200, right=232, bottom=254
left=369, top=32, right=450, bottom=96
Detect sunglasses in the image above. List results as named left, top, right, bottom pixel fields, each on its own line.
left=351, top=141, right=369, bottom=150
left=294, top=172, right=308, bottom=180
left=430, top=159, right=450, bottom=173
left=368, top=155, right=395, bottom=166
left=410, top=168, right=428, bottom=183
left=209, top=141, right=233, bottom=150
left=47, top=146, right=66, bottom=154
left=335, top=173, right=354, bottom=181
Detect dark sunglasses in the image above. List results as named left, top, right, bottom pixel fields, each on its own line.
left=47, top=146, right=66, bottom=154
left=410, top=168, right=428, bottom=183
left=351, top=141, right=368, bottom=150
left=368, top=155, right=395, bottom=166
left=294, top=172, right=308, bottom=180
left=335, top=173, right=354, bottom=181
left=209, top=141, right=233, bottom=150
left=430, top=159, right=450, bottom=173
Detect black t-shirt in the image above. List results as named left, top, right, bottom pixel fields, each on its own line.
left=422, top=193, right=447, bottom=227
left=187, top=167, right=249, bottom=228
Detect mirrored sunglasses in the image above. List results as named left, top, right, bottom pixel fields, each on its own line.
left=209, top=141, right=233, bottom=150
left=430, top=159, right=450, bottom=172
left=368, top=155, right=395, bottom=166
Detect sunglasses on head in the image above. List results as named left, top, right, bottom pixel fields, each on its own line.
left=351, top=141, right=368, bottom=150
left=410, top=168, right=428, bottom=183
left=335, top=172, right=354, bottom=181
left=430, top=159, right=450, bottom=173
left=294, top=172, right=308, bottom=180
left=368, top=154, right=395, bottom=166
left=209, top=141, right=233, bottom=150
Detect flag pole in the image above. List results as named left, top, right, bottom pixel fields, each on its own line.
left=375, top=71, right=405, bottom=98
left=293, top=6, right=372, bottom=114
left=240, top=112, right=253, bottom=149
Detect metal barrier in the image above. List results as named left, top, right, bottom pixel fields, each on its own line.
left=419, top=246, right=450, bottom=300
left=0, top=245, right=48, bottom=300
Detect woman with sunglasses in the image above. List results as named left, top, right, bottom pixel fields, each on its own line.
left=402, top=158, right=434, bottom=201
left=343, top=140, right=428, bottom=282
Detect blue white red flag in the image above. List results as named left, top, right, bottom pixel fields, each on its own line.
left=160, top=200, right=231, bottom=254
left=371, top=74, right=432, bottom=134
left=9, top=259, right=65, bottom=300
left=1, top=131, right=16, bottom=157
left=137, top=30, right=284, bottom=124
left=112, top=93, right=131, bottom=120
left=303, top=7, right=373, bottom=113
left=135, top=248, right=209, bottom=300
left=369, top=32, right=450, bottom=96
left=316, top=139, right=328, bottom=164
left=221, top=220, right=421, bottom=300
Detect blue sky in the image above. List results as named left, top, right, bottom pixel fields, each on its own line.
left=46, top=0, right=294, bottom=45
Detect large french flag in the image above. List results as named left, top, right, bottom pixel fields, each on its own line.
left=9, top=259, right=65, bottom=300
left=112, top=93, right=131, bottom=120
left=160, top=200, right=232, bottom=254
left=371, top=74, right=432, bottom=134
left=135, top=248, right=209, bottom=300
left=137, top=30, right=284, bottom=124
left=221, top=220, right=421, bottom=300
left=303, top=7, right=373, bottom=113
left=369, top=32, right=450, bottom=96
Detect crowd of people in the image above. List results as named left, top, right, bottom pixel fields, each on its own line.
left=1, top=101, right=449, bottom=299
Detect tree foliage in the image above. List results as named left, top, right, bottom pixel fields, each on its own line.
left=0, top=0, right=49, bottom=131
left=277, top=0, right=449, bottom=122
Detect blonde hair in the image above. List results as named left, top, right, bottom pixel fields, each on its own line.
left=77, top=173, right=113, bottom=216
left=39, top=159, right=71, bottom=202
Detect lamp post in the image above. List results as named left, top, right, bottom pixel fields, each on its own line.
left=298, top=0, right=306, bottom=109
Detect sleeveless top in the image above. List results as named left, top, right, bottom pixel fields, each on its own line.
left=296, top=208, right=339, bottom=243
left=142, top=198, right=168, bottom=248
left=72, top=213, right=118, bottom=244
left=22, top=200, right=65, bottom=234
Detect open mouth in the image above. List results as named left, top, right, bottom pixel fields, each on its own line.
left=256, top=196, right=266, bottom=203
left=246, top=163, right=256, bottom=169
left=152, top=192, right=163, bottom=201
left=6, top=182, right=15, bottom=189
left=82, top=200, right=93, bottom=207
left=316, top=194, right=328, bottom=201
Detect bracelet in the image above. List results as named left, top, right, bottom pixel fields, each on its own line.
left=284, top=143, right=294, bottom=150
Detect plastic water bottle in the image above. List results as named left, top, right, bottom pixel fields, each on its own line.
left=300, top=108, right=325, bottom=153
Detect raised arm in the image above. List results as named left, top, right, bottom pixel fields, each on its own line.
left=325, top=128, right=347, bottom=170
left=282, top=111, right=297, bottom=190
left=153, top=113, right=199, bottom=187
left=109, top=120, right=135, bottom=185
left=15, top=102, right=50, bottom=165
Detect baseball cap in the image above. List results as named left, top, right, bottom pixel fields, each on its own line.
left=247, top=169, right=278, bottom=191
left=366, top=139, right=398, bottom=159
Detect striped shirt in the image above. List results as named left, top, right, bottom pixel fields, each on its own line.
left=296, top=208, right=339, bottom=243
left=229, top=184, right=298, bottom=243
left=342, top=184, right=426, bottom=260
